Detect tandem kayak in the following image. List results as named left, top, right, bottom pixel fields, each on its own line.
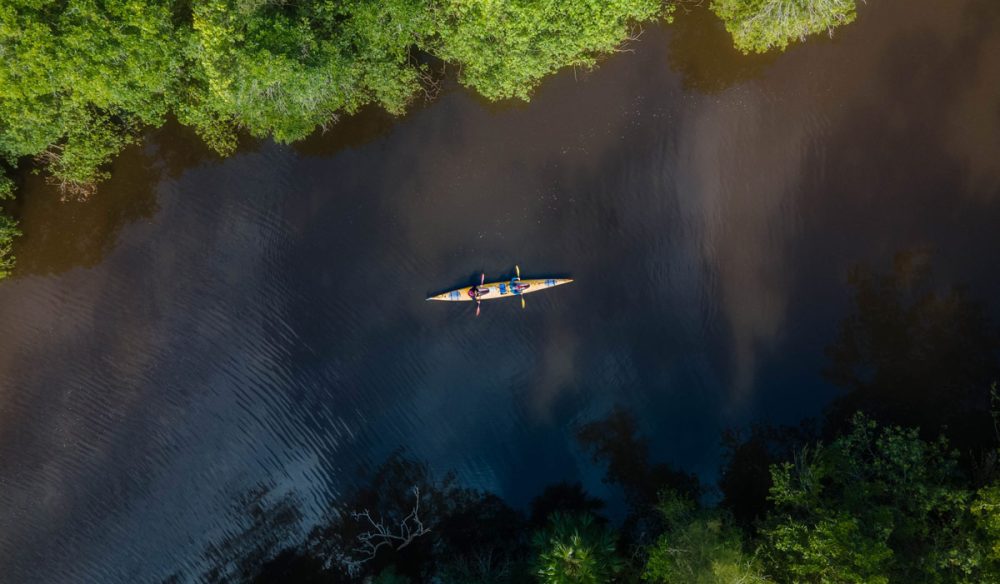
left=427, top=265, right=571, bottom=316
left=426, top=276, right=573, bottom=302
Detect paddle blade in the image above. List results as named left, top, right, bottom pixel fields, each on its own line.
left=515, top=265, right=520, bottom=279
left=476, top=300, right=481, bottom=317
left=521, top=296, right=525, bottom=309
left=480, top=273, right=485, bottom=286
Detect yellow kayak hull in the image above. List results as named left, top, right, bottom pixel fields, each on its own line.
left=427, top=278, right=573, bottom=302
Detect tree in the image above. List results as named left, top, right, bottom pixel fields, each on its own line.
left=184, top=0, right=433, bottom=151
left=710, top=0, right=857, bottom=54
left=0, top=172, right=18, bottom=280
left=252, top=549, right=332, bottom=584
left=0, top=173, right=14, bottom=200
left=432, top=0, right=669, bottom=101
left=1, top=0, right=875, bottom=278
left=718, top=422, right=816, bottom=531
left=760, top=414, right=999, bottom=583
left=0, top=0, right=185, bottom=195
left=971, top=484, right=1000, bottom=568
left=373, top=565, right=414, bottom=584
left=644, top=492, right=771, bottom=583
left=533, top=513, right=624, bottom=584
left=0, top=212, right=20, bottom=280
left=1, top=0, right=674, bottom=206
left=432, top=492, right=532, bottom=584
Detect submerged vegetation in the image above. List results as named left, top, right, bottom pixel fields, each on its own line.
left=0, top=0, right=863, bottom=279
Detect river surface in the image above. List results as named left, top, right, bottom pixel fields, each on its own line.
left=3, top=1, right=1000, bottom=581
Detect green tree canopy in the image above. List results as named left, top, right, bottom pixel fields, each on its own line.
left=761, top=414, right=1000, bottom=583
left=0, top=0, right=184, bottom=190
left=432, top=0, right=668, bottom=101
left=710, top=0, right=857, bottom=54
left=0, top=0, right=671, bottom=198
left=644, top=492, right=771, bottom=583
left=0, top=0, right=870, bottom=280
left=184, top=0, right=433, bottom=151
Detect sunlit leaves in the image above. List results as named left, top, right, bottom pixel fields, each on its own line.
left=186, top=0, right=431, bottom=146
left=532, top=513, right=623, bottom=584
left=644, top=492, right=771, bottom=583
left=0, top=213, right=21, bottom=279
left=711, top=0, right=857, bottom=54
left=972, top=485, right=1000, bottom=565
left=761, top=414, right=999, bottom=583
left=0, top=0, right=183, bottom=190
left=432, top=0, right=667, bottom=101
left=0, top=0, right=869, bottom=278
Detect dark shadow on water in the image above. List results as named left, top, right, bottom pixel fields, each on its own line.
left=9, top=148, right=160, bottom=276
left=175, top=450, right=541, bottom=583
left=291, top=105, right=403, bottom=158
left=292, top=55, right=450, bottom=158
left=719, top=252, right=1000, bottom=529
left=666, top=4, right=777, bottom=93
left=8, top=119, right=238, bottom=276
left=577, top=408, right=700, bottom=547
left=823, top=251, right=1000, bottom=453
left=200, top=486, right=306, bottom=584
left=717, top=421, right=817, bottom=531
left=179, top=410, right=699, bottom=583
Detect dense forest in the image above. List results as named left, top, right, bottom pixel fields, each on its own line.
left=0, top=0, right=860, bottom=278
left=173, top=257, right=1000, bottom=583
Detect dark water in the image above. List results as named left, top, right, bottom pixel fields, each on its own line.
left=3, top=1, right=1000, bottom=581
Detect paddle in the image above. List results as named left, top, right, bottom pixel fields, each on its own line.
left=475, top=272, right=484, bottom=317
left=516, top=265, right=525, bottom=309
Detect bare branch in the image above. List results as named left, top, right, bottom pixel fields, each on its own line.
left=338, top=486, right=431, bottom=576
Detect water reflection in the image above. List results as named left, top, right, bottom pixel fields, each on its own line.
left=291, top=106, right=404, bottom=158
left=665, top=5, right=776, bottom=93
left=824, top=251, right=1000, bottom=451
left=718, top=252, right=1000, bottom=527
left=942, top=0, right=1000, bottom=198
left=10, top=146, right=160, bottom=275
left=10, top=121, right=226, bottom=276
left=185, top=411, right=683, bottom=583
left=198, top=486, right=305, bottom=584
left=675, top=91, right=812, bottom=395
left=183, top=450, right=537, bottom=583
left=718, top=422, right=816, bottom=530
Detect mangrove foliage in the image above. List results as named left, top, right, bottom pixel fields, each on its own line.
left=0, top=0, right=863, bottom=278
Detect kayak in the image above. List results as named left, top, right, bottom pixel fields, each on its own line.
left=426, top=276, right=573, bottom=302
left=428, top=266, right=571, bottom=316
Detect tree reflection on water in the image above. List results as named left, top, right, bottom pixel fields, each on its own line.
left=665, top=4, right=777, bottom=94
left=9, top=120, right=229, bottom=276
left=824, top=251, right=1000, bottom=453
left=177, top=412, right=699, bottom=583
left=176, top=254, right=1000, bottom=582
